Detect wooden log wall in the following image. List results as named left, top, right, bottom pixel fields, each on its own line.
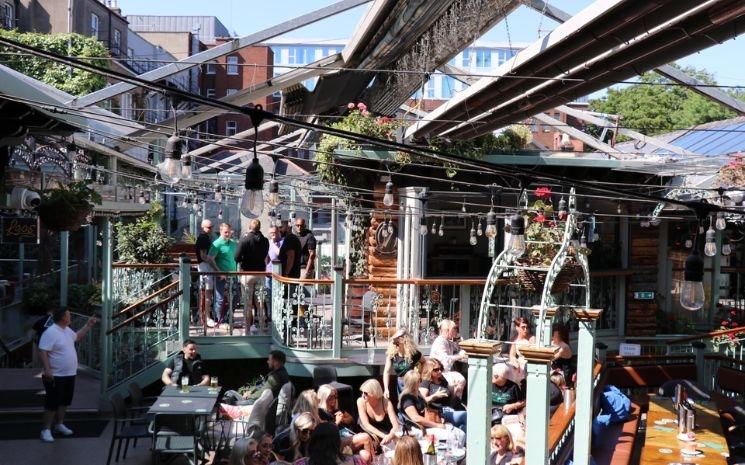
left=626, top=225, right=659, bottom=336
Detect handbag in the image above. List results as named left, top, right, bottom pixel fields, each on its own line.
left=425, top=407, right=442, bottom=424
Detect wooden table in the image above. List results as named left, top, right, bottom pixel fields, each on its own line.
left=641, top=397, right=729, bottom=465
left=161, top=385, right=222, bottom=398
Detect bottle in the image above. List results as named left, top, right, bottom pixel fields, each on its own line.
left=424, top=435, right=436, bottom=465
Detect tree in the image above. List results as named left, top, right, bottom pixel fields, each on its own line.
left=0, top=30, right=109, bottom=96
left=589, top=65, right=744, bottom=136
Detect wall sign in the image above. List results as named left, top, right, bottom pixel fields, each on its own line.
left=618, top=343, right=641, bottom=357
left=1, top=217, right=38, bottom=243
left=374, top=222, right=397, bottom=257
left=633, top=291, right=655, bottom=300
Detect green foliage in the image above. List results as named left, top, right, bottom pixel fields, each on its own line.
left=37, top=181, right=102, bottom=231
left=23, top=281, right=57, bottom=315
left=181, top=229, right=196, bottom=244
left=430, top=124, right=533, bottom=158
left=0, top=30, right=109, bottom=96
left=115, top=201, right=174, bottom=263
left=589, top=65, right=742, bottom=136
left=67, top=283, right=101, bottom=313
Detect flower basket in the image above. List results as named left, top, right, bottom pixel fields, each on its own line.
left=37, top=203, right=91, bottom=232
left=514, top=255, right=583, bottom=294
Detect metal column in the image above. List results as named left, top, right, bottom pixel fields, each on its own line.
left=521, top=346, right=557, bottom=465
left=179, top=254, right=191, bottom=343
left=60, top=230, right=69, bottom=308
left=332, top=265, right=343, bottom=358
left=572, top=309, right=603, bottom=465
left=461, top=340, right=501, bottom=465
left=100, top=218, right=113, bottom=393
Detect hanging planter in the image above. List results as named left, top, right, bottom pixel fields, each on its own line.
left=514, top=256, right=583, bottom=294
left=36, top=181, right=101, bottom=232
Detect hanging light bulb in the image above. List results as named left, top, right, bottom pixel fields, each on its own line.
left=507, top=213, right=526, bottom=257
left=477, top=218, right=483, bottom=236
left=214, top=185, right=223, bottom=202
left=685, top=237, right=693, bottom=249
left=485, top=209, right=498, bottom=238
left=469, top=223, right=477, bottom=246
left=715, top=212, right=727, bottom=230
left=722, top=240, right=732, bottom=256
left=181, top=155, right=193, bottom=180
left=438, top=215, right=444, bottom=237
left=240, top=155, right=264, bottom=219
left=704, top=225, right=717, bottom=256
left=381, top=219, right=389, bottom=238
left=181, top=195, right=189, bottom=208
left=383, top=181, right=394, bottom=207
left=617, top=202, right=622, bottom=215
left=387, top=218, right=395, bottom=235
left=275, top=212, right=282, bottom=228
left=217, top=209, right=223, bottom=220
left=192, top=198, right=199, bottom=212
left=145, top=191, right=151, bottom=203
left=680, top=248, right=705, bottom=311
left=267, top=179, right=280, bottom=207
left=419, top=216, right=428, bottom=236
left=431, top=220, right=437, bottom=236
left=558, top=197, right=567, bottom=220
left=138, top=190, right=146, bottom=204
left=519, top=190, right=529, bottom=209
left=461, top=198, right=467, bottom=214
left=580, top=230, right=588, bottom=249
left=158, top=132, right=184, bottom=184
left=290, top=211, right=296, bottom=221
left=699, top=224, right=705, bottom=234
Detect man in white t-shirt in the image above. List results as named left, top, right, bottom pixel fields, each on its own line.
left=38, top=309, right=96, bottom=443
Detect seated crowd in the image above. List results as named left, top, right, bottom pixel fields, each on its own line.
left=180, top=317, right=576, bottom=465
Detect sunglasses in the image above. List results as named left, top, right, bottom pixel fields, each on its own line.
left=300, top=428, right=314, bottom=434
left=432, top=368, right=443, bottom=372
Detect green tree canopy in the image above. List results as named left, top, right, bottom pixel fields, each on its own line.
left=589, top=65, right=744, bottom=136
left=0, top=30, right=109, bottom=96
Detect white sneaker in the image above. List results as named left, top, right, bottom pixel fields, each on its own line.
left=55, top=423, right=73, bottom=436
left=206, top=318, right=216, bottom=328
left=219, top=323, right=230, bottom=330
left=40, top=429, right=54, bottom=443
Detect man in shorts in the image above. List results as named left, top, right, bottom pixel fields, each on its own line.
left=38, top=309, right=96, bottom=442
left=195, top=219, right=219, bottom=327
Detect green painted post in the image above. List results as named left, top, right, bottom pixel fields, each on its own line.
left=461, top=340, right=501, bottom=465
left=521, top=346, right=557, bottom=465
left=100, top=218, right=112, bottom=393
left=271, top=260, right=282, bottom=342
left=189, top=211, right=196, bottom=237
left=532, top=306, right=557, bottom=347
left=60, top=230, right=69, bottom=308
left=692, top=341, right=707, bottom=389
left=458, top=285, right=470, bottom=339
left=572, top=309, right=603, bottom=465
left=332, top=265, right=343, bottom=358
left=84, top=225, right=93, bottom=282
left=179, top=254, right=191, bottom=343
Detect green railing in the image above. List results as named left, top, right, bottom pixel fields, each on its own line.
left=70, top=310, right=101, bottom=374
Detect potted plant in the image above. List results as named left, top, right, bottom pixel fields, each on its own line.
left=511, top=187, right=586, bottom=294
left=36, top=181, right=101, bottom=232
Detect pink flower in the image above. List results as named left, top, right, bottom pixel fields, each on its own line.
left=362, top=110, right=370, bottom=117
left=347, top=102, right=355, bottom=109
left=534, top=214, right=546, bottom=224
left=722, top=320, right=730, bottom=327
left=558, top=211, right=568, bottom=221
left=357, top=102, right=367, bottom=111
left=534, top=186, right=552, bottom=200
left=732, top=322, right=739, bottom=328
left=730, top=310, right=737, bottom=316
left=549, top=220, right=557, bottom=228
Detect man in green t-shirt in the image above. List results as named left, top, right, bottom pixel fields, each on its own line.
left=209, top=223, right=237, bottom=327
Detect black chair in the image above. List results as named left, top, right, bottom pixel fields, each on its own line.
left=313, top=367, right=353, bottom=413
left=107, top=393, right=150, bottom=465
left=658, top=379, right=711, bottom=402
left=151, top=413, right=203, bottom=465
left=128, top=382, right=157, bottom=408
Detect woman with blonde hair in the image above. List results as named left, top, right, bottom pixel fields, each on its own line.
left=398, top=371, right=465, bottom=446
left=292, top=389, right=321, bottom=423
left=490, top=424, right=514, bottom=465
left=318, top=384, right=374, bottom=463
left=383, top=328, right=422, bottom=399
left=277, top=412, right=316, bottom=462
left=392, top=435, right=424, bottom=465
left=420, top=358, right=467, bottom=432
left=356, top=378, right=400, bottom=446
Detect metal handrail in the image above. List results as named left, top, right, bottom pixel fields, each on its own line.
left=113, top=281, right=180, bottom=318
left=107, top=290, right=182, bottom=335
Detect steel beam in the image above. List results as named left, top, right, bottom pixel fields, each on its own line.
left=531, top=112, right=621, bottom=156
left=655, top=64, right=745, bottom=115
left=521, top=0, right=572, bottom=23
left=71, top=0, right=369, bottom=108
left=190, top=122, right=280, bottom=162
left=556, top=104, right=700, bottom=157
left=218, top=130, right=306, bottom=173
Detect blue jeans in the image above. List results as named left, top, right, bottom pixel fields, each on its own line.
left=441, top=407, right=467, bottom=433
left=214, top=277, right=227, bottom=323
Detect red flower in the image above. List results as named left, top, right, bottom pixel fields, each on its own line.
left=722, top=320, right=730, bottom=327
left=535, top=187, right=552, bottom=200
left=534, top=214, right=546, bottom=223
left=732, top=322, right=739, bottom=328
left=548, top=220, right=557, bottom=228
left=730, top=310, right=737, bottom=316
left=558, top=211, right=568, bottom=221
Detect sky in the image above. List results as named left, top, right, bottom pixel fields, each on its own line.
left=118, top=0, right=745, bottom=93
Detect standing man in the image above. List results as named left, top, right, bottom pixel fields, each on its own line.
left=235, top=219, right=269, bottom=332
left=209, top=223, right=238, bottom=329
left=265, top=225, right=283, bottom=324
left=278, top=220, right=301, bottom=279
left=38, top=309, right=96, bottom=443
left=161, top=339, right=209, bottom=386
left=295, top=218, right=317, bottom=280
left=196, top=219, right=219, bottom=328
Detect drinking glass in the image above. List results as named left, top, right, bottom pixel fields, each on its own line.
left=210, top=376, right=218, bottom=388
left=181, top=376, right=189, bottom=393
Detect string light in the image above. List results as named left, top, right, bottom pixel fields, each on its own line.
left=485, top=208, right=497, bottom=238
left=438, top=215, right=445, bottom=237
left=704, top=223, right=717, bottom=256
left=469, top=220, right=477, bottom=246
left=461, top=198, right=467, bottom=214
left=214, top=185, right=223, bottom=202
left=476, top=218, right=483, bottom=236
left=419, top=215, right=428, bottom=236
left=268, top=179, right=280, bottom=207
left=387, top=217, right=395, bottom=235
left=715, top=211, right=727, bottom=230
left=507, top=212, right=526, bottom=257
left=722, top=238, right=732, bottom=256
left=430, top=220, right=437, bottom=236
left=383, top=180, right=395, bottom=207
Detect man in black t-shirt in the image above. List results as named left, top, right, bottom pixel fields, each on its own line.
left=234, top=219, right=269, bottom=330
left=294, top=218, right=317, bottom=280
left=195, top=219, right=219, bottom=327
left=161, top=339, right=209, bottom=386
left=278, top=221, right=301, bottom=279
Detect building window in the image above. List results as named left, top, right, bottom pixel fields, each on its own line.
left=475, top=49, right=491, bottom=68
left=287, top=47, right=298, bottom=65
left=205, top=60, right=216, bottom=74
left=206, top=88, right=216, bottom=98
left=461, top=50, right=471, bottom=68
left=2, top=3, right=13, bottom=29
left=226, top=88, right=238, bottom=96
left=90, top=13, right=99, bottom=39
left=226, top=121, right=237, bottom=137
left=112, top=29, right=121, bottom=56
left=226, top=56, right=239, bottom=75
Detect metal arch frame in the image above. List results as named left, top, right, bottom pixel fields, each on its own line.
left=476, top=188, right=590, bottom=346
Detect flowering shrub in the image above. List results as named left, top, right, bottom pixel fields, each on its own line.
left=712, top=303, right=745, bottom=350
left=717, top=153, right=745, bottom=188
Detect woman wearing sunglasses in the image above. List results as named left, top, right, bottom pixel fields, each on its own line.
left=356, top=378, right=400, bottom=447
left=229, top=437, right=267, bottom=465
left=294, top=423, right=366, bottom=465
left=318, top=384, right=374, bottom=463
left=383, top=328, right=422, bottom=399
left=420, top=358, right=467, bottom=432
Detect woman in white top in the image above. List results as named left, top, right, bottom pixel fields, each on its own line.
left=428, top=319, right=467, bottom=399
left=508, top=317, right=535, bottom=369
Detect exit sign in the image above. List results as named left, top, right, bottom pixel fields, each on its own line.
left=634, top=291, right=655, bottom=300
